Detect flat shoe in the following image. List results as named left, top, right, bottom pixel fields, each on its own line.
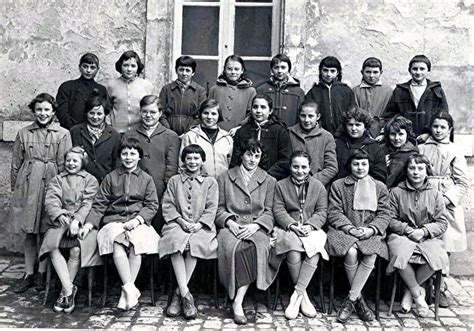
left=414, top=287, right=429, bottom=317
left=285, top=291, right=303, bottom=320
left=300, top=291, right=317, bottom=317
left=400, top=289, right=412, bottom=313
left=117, top=289, right=127, bottom=310
left=233, top=310, right=247, bottom=325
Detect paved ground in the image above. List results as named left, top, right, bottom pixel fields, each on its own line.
left=0, top=256, right=473, bottom=330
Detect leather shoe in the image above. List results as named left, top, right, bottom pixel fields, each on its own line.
left=300, top=291, right=317, bottom=317
left=12, top=274, right=35, bottom=293
left=35, top=272, right=46, bottom=292
left=233, top=310, right=248, bottom=325
left=285, top=291, right=303, bottom=319
left=354, top=296, right=375, bottom=321
left=167, top=292, right=182, bottom=317
left=414, top=287, right=429, bottom=317
left=182, top=292, right=197, bottom=319
left=337, top=296, right=355, bottom=323
left=400, top=289, right=412, bottom=313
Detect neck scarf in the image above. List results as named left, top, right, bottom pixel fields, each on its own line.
left=291, top=176, right=310, bottom=224
left=87, top=122, right=105, bottom=144
left=176, top=79, right=191, bottom=95
left=142, top=122, right=159, bottom=137
left=201, top=126, right=219, bottom=144
left=353, top=175, right=377, bottom=211
left=255, top=120, right=269, bottom=141
left=240, top=164, right=258, bottom=187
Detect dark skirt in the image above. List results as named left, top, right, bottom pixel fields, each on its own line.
left=235, top=241, right=257, bottom=289
left=59, top=236, right=80, bottom=249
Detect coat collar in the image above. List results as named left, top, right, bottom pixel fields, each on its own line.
left=136, top=123, right=167, bottom=138
left=396, top=79, right=441, bottom=91
left=118, top=166, right=142, bottom=177
left=28, top=121, right=62, bottom=132
left=190, top=125, right=231, bottom=143
left=178, top=170, right=206, bottom=183
left=215, top=76, right=253, bottom=88
left=79, top=122, right=116, bottom=145
left=359, top=80, right=383, bottom=88
left=288, top=123, right=323, bottom=139
left=398, top=179, right=432, bottom=191
left=423, top=136, right=450, bottom=145
left=267, top=75, right=301, bottom=87
left=59, top=169, right=88, bottom=178
left=170, top=80, right=199, bottom=91
left=228, top=166, right=268, bottom=195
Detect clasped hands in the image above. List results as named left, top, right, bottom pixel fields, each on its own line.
left=349, top=226, right=376, bottom=240
left=57, top=214, right=92, bottom=240
left=176, top=218, right=203, bottom=233
left=227, top=219, right=260, bottom=240
left=406, top=228, right=426, bottom=243
left=289, top=224, right=312, bottom=237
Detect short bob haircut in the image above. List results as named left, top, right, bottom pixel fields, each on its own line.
left=290, top=150, right=312, bottom=165
left=298, top=100, right=320, bottom=115
left=345, top=149, right=372, bottom=173
left=362, top=57, right=383, bottom=71
left=404, top=153, right=434, bottom=177
left=270, top=53, right=292, bottom=72
left=408, top=54, right=431, bottom=72
left=198, top=99, right=223, bottom=123
left=235, top=138, right=266, bottom=166
left=319, top=56, right=343, bottom=82
left=383, top=116, right=416, bottom=146
left=115, top=50, right=145, bottom=76
left=429, top=110, right=454, bottom=142
left=85, top=88, right=111, bottom=115
left=119, top=137, right=144, bottom=158
left=181, top=144, right=206, bottom=163
left=28, top=93, right=57, bottom=113
left=340, top=107, right=373, bottom=129
left=139, top=95, right=162, bottom=109
left=223, top=55, right=248, bottom=80
left=65, top=146, right=89, bottom=169
left=175, top=55, right=197, bottom=72
left=79, top=53, right=99, bottom=67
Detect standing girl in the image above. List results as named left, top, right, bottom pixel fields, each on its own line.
left=11, top=93, right=72, bottom=294
left=85, top=137, right=160, bottom=310
left=419, top=111, right=469, bottom=306
left=180, top=99, right=233, bottom=178
left=208, top=55, right=257, bottom=131
left=326, top=150, right=391, bottom=323
left=159, top=145, right=218, bottom=319
left=381, top=116, right=419, bottom=188
left=230, top=94, right=291, bottom=180
left=39, top=147, right=100, bottom=313
left=387, top=154, right=449, bottom=316
left=273, top=151, right=329, bottom=319
left=107, top=51, right=155, bottom=133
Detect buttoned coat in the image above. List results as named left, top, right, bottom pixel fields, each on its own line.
left=10, top=122, right=72, bottom=234
left=326, top=176, right=391, bottom=259
left=70, top=122, right=121, bottom=182
left=216, top=167, right=281, bottom=299
left=159, top=173, right=218, bottom=259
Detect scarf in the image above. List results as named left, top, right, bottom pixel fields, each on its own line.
left=353, top=175, right=378, bottom=211
left=240, top=164, right=258, bottom=187
left=290, top=176, right=310, bottom=224
left=87, top=123, right=105, bottom=144
left=270, top=75, right=288, bottom=89
left=201, top=126, right=219, bottom=145
left=142, top=122, right=159, bottom=137
left=219, top=73, right=241, bottom=86
left=255, top=120, right=269, bottom=141
left=176, top=79, right=191, bottom=95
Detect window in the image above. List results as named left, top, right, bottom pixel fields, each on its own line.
left=173, top=0, right=281, bottom=90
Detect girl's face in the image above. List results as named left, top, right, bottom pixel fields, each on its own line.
left=409, top=62, right=429, bottom=83
left=241, top=149, right=261, bottom=171
left=184, top=152, right=203, bottom=174
left=389, top=128, right=408, bottom=148
left=65, top=152, right=83, bottom=175
left=120, top=147, right=141, bottom=171
left=176, top=66, right=194, bottom=84
left=320, top=66, right=339, bottom=84
left=87, top=105, right=106, bottom=127
left=350, top=158, right=370, bottom=179
left=251, top=98, right=272, bottom=123
left=346, top=118, right=365, bottom=139
left=201, top=106, right=219, bottom=129
left=406, top=160, right=427, bottom=187
left=121, top=58, right=138, bottom=79
left=299, top=106, right=320, bottom=130
left=34, top=101, right=55, bottom=126
left=431, top=118, right=452, bottom=142
left=224, top=60, right=244, bottom=82
left=141, top=103, right=162, bottom=127
left=291, top=156, right=311, bottom=181
left=271, top=61, right=290, bottom=81
left=79, top=62, right=99, bottom=80
left=361, top=66, right=382, bottom=86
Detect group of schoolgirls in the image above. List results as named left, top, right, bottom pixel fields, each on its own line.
left=9, top=50, right=469, bottom=325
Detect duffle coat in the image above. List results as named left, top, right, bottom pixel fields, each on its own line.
left=40, top=170, right=102, bottom=267
left=216, top=167, right=281, bottom=299
left=159, top=172, right=218, bottom=259
left=10, top=122, right=72, bottom=234
left=180, top=125, right=233, bottom=178
left=70, top=122, right=121, bottom=182
left=288, top=124, right=338, bottom=186
left=419, top=137, right=469, bottom=252
left=381, top=141, right=419, bottom=189
left=387, top=181, right=449, bottom=274
left=326, top=176, right=390, bottom=259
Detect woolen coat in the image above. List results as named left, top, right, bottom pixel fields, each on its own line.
left=70, top=122, right=121, bottom=182
left=387, top=181, right=449, bottom=274
left=273, top=176, right=328, bottom=257
left=419, top=137, right=469, bottom=252
left=288, top=124, right=338, bottom=186
left=40, top=170, right=102, bottom=267
left=10, top=122, right=72, bottom=234
left=381, top=140, right=418, bottom=189
left=180, top=125, right=233, bottom=178
left=326, top=176, right=391, bottom=259
left=216, top=167, right=282, bottom=299
left=159, top=173, right=218, bottom=259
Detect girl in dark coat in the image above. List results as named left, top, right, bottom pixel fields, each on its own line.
left=334, top=108, right=387, bottom=182
left=230, top=94, right=291, bottom=180
left=326, top=150, right=391, bottom=323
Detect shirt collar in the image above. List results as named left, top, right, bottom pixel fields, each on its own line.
left=118, top=166, right=141, bottom=176
left=360, top=80, right=382, bottom=88
left=410, top=79, right=427, bottom=87
left=179, top=170, right=205, bottom=183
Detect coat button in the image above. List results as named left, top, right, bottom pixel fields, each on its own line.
left=243, top=215, right=248, bottom=220
left=244, top=199, right=250, bottom=204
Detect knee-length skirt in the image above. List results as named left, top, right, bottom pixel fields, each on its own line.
left=325, top=227, right=389, bottom=259
left=273, top=227, right=329, bottom=260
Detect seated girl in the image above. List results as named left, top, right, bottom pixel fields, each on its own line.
left=216, top=138, right=281, bottom=325
left=85, top=137, right=160, bottom=310
left=40, top=147, right=100, bottom=313
left=387, top=154, right=449, bottom=317
left=326, top=149, right=391, bottom=323
left=159, top=144, right=218, bottom=319
left=273, top=151, right=329, bottom=319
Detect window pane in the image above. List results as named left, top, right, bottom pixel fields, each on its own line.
left=182, top=6, right=219, bottom=56
left=234, top=7, right=272, bottom=56
left=245, top=60, right=270, bottom=87
left=193, top=60, right=219, bottom=91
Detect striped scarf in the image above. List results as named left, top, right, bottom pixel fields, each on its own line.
left=87, top=123, right=105, bottom=144
left=291, top=176, right=310, bottom=224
